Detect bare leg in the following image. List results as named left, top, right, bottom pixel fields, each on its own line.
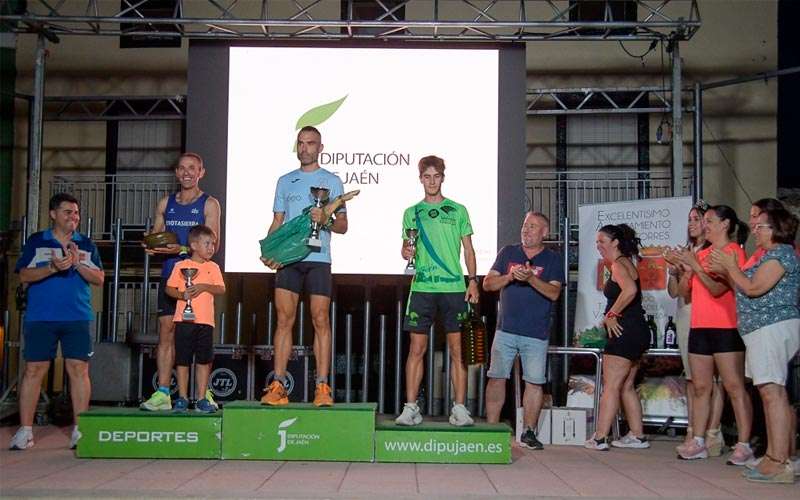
left=64, top=359, right=90, bottom=424
left=689, top=353, right=715, bottom=437
left=709, top=379, right=726, bottom=430
left=485, top=378, right=506, bottom=424
left=18, top=361, right=50, bottom=426
left=756, top=383, right=792, bottom=475
left=446, top=331, right=467, bottom=405
left=523, top=383, right=544, bottom=429
left=683, top=380, right=695, bottom=445
left=595, top=355, right=632, bottom=439
left=404, top=333, right=427, bottom=403
left=176, top=365, right=190, bottom=398
left=195, top=363, right=211, bottom=400
left=619, top=362, right=644, bottom=436
left=715, top=351, right=752, bottom=443
left=156, top=316, right=175, bottom=387
left=309, top=294, right=331, bottom=379
left=273, top=288, right=299, bottom=378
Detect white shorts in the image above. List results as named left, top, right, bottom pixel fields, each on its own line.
left=743, top=318, right=800, bottom=386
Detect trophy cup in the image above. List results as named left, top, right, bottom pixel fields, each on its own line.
left=306, top=186, right=330, bottom=249
left=404, top=228, right=418, bottom=275
left=180, top=268, right=199, bottom=321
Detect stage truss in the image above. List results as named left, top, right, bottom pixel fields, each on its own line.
left=1, top=0, right=700, bottom=42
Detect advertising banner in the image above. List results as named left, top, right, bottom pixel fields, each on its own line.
left=574, top=197, right=692, bottom=345
left=221, top=401, right=375, bottom=461
left=77, top=408, right=221, bottom=459
left=375, top=419, right=511, bottom=464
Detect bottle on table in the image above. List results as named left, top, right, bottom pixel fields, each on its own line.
left=646, top=315, right=658, bottom=349
left=663, top=316, right=678, bottom=349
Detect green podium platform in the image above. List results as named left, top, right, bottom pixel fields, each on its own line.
left=221, top=401, right=376, bottom=462
left=375, top=418, right=512, bottom=464
left=77, top=408, right=222, bottom=459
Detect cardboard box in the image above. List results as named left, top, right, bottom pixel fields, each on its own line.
left=550, top=407, right=590, bottom=446
left=515, top=407, right=551, bottom=445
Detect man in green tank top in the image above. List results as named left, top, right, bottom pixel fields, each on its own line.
left=396, top=155, right=480, bottom=427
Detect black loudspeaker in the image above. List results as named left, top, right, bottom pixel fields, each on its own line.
left=568, top=0, right=637, bottom=36
left=138, top=346, right=177, bottom=399
left=253, top=346, right=312, bottom=403
left=89, top=342, right=139, bottom=402
left=120, top=0, right=182, bottom=48
left=208, top=346, right=248, bottom=402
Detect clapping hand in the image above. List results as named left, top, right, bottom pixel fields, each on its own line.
left=709, top=248, right=737, bottom=276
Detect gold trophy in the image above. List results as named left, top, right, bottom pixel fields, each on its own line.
left=180, top=267, right=199, bottom=321
left=306, top=186, right=331, bottom=249
left=404, top=228, right=418, bottom=275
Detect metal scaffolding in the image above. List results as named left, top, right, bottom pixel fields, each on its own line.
left=1, top=0, right=700, bottom=41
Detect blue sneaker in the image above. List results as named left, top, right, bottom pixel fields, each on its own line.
left=195, top=398, right=216, bottom=413
left=173, top=397, right=189, bottom=413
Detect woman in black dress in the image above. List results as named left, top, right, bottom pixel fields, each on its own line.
left=585, top=224, right=651, bottom=451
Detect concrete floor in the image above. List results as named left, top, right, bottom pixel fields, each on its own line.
left=0, top=425, right=797, bottom=499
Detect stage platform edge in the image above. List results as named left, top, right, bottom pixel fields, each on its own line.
left=375, top=417, right=512, bottom=464
left=221, top=401, right=376, bottom=462
left=77, top=407, right=222, bottom=459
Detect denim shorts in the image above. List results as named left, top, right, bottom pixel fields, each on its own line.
left=486, top=329, right=548, bottom=384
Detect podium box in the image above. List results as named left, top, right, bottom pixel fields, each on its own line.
left=77, top=407, right=222, bottom=459
left=375, top=418, right=511, bottom=464
left=221, top=401, right=375, bottom=462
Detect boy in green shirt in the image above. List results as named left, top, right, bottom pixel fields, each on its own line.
left=397, top=155, right=480, bottom=427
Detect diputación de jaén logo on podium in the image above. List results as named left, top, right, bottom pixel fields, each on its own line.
left=293, top=95, right=348, bottom=150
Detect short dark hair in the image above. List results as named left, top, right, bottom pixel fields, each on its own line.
left=188, top=224, right=215, bottom=245
left=418, top=155, right=445, bottom=176
left=297, top=126, right=322, bottom=140
left=764, top=208, right=799, bottom=245
left=525, top=211, right=550, bottom=227
left=752, top=197, right=784, bottom=213
left=49, top=192, right=80, bottom=211
left=178, top=152, right=204, bottom=169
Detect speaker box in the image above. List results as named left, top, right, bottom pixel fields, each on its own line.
left=89, top=342, right=139, bottom=402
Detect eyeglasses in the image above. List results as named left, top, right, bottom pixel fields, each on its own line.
left=754, top=223, right=773, bottom=231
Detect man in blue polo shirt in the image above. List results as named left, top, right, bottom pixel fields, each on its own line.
left=483, top=212, right=563, bottom=450
left=260, top=126, right=347, bottom=407
left=10, top=193, right=104, bottom=451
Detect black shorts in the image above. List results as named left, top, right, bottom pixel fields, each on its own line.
left=604, top=316, right=650, bottom=361
left=403, top=291, right=467, bottom=333
left=275, top=261, right=332, bottom=297
left=688, top=328, right=745, bottom=355
left=157, top=277, right=177, bottom=317
left=174, top=322, right=214, bottom=366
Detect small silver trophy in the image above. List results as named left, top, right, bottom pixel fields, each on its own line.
left=180, top=267, right=199, bottom=321
left=405, top=228, right=418, bottom=275
left=306, top=186, right=331, bottom=249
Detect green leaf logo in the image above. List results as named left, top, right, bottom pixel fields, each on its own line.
left=293, top=95, right=348, bottom=151
left=296, top=95, right=348, bottom=131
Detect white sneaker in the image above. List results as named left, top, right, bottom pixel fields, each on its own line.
left=791, top=457, right=800, bottom=477
left=395, top=403, right=422, bottom=426
left=449, top=404, right=474, bottom=427
left=9, top=427, right=34, bottom=450
left=611, top=432, right=651, bottom=449
left=69, top=427, right=82, bottom=450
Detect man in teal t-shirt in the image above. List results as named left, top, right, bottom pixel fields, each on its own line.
left=396, top=155, right=480, bottom=427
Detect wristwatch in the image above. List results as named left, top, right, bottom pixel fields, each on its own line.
left=468, top=276, right=479, bottom=282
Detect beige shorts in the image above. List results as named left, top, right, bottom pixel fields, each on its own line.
left=743, top=318, right=800, bottom=386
